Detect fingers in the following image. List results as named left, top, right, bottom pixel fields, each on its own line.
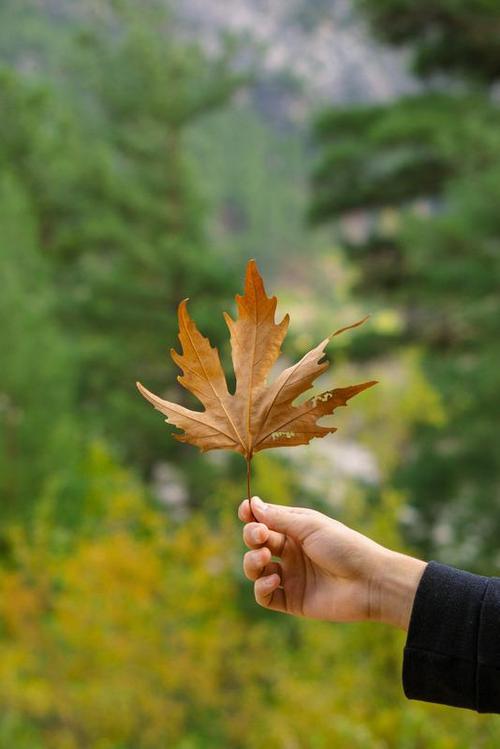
left=243, top=548, right=282, bottom=581
left=242, top=522, right=286, bottom=557
left=238, top=496, right=324, bottom=542
left=238, top=499, right=255, bottom=523
left=242, top=521, right=267, bottom=546
left=254, top=573, right=286, bottom=612
left=238, top=499, right=288, bottom=614
left=244, top=552, right=286, bottom=612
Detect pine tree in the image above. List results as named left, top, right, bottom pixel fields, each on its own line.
left=0, top=1, right=247, bottom=478
left=310, top=1, right=500, bottom=569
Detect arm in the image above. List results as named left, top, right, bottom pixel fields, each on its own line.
left=239, top=496, right=500, bottom=714
left=402, top=561, right=500, bottom=713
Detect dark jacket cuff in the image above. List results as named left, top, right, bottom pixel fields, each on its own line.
left=476, top=576, right=500, bottom=712
left=402, top=560, right=494, bottom=712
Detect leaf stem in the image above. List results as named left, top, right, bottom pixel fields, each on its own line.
left=246, top=456, right=254, bottom=520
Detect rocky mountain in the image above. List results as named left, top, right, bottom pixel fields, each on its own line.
left=177, top=0, right=416, bottom=109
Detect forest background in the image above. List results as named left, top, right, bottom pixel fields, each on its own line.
left=1, top=0, right=500, bottom=746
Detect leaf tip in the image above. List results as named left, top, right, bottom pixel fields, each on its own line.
left=223, top=310, right=234, bottom=327
left=177, top=297, right=190, bottom=318
left=245, top=258, right=264, bottom=287
left=328, top=314, right=370, bottom=340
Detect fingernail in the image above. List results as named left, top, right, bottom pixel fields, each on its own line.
left=252, top=496, right=267, bottom=511
left=254, top=527, right=266, bottom=543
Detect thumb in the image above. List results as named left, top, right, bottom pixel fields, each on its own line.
left=250, top=496, right=322, bottom=541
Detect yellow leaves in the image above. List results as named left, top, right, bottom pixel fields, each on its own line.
left=0, top=573, right=43, bottom=636
left=0, top=483, right=497, bottom=747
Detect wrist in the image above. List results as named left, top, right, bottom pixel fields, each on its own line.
left=369, top=550, right=427, bottom=630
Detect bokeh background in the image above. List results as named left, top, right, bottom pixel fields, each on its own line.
left=1, top=0, right=500, bottom=746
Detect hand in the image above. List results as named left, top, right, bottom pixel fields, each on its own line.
left=238, top=496, right=427, bottom=630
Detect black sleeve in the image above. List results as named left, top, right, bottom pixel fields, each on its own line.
left=402, top=560, right=500, bottom=713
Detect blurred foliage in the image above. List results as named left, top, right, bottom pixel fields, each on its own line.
left=1, top=0, right=499, bottom=745
left=354, top=0, right=500, bottom=81
left=0, top=172, right=83, bottom=524
left=311, top=0, right=500, bottom=571
left=0, top=0, right=246, bottom=516
left=188, top=104, right=312, bottom=275
left=0, top=445, right=499, bottom=747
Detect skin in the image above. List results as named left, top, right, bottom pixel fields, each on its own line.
left=239, top=496, right=427, bottom=631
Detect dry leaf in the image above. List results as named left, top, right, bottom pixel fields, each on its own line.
left=137, top=259, right=377, bottom=491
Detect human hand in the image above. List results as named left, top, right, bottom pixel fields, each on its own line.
left=239, top=497, right=427, bottom=630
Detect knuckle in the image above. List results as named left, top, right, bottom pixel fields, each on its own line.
left=260, top=545, right=271, bottom=560
left=306, top=508, right=327, bottom=528
left=307, top=508, right=323, bottom=521
left=243, top=550, right=266, bottom=581
left=254, top=548, right=269, bottom=566
left=243, top=522, right=263, bottom=547
left=254, top=524, right=267, bottom=543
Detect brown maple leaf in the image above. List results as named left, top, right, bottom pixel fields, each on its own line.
left=137, top=259, right=377, bottom=502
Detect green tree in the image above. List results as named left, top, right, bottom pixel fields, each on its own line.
left=356, top=0, right=500, bottom=81
left=0, top=1, right=248, bottom=495
left=52, top=0, right=246, bottom=470
left=0, top=172, right=82, bottom=523
left=310, top=1, right=500, bottom=569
